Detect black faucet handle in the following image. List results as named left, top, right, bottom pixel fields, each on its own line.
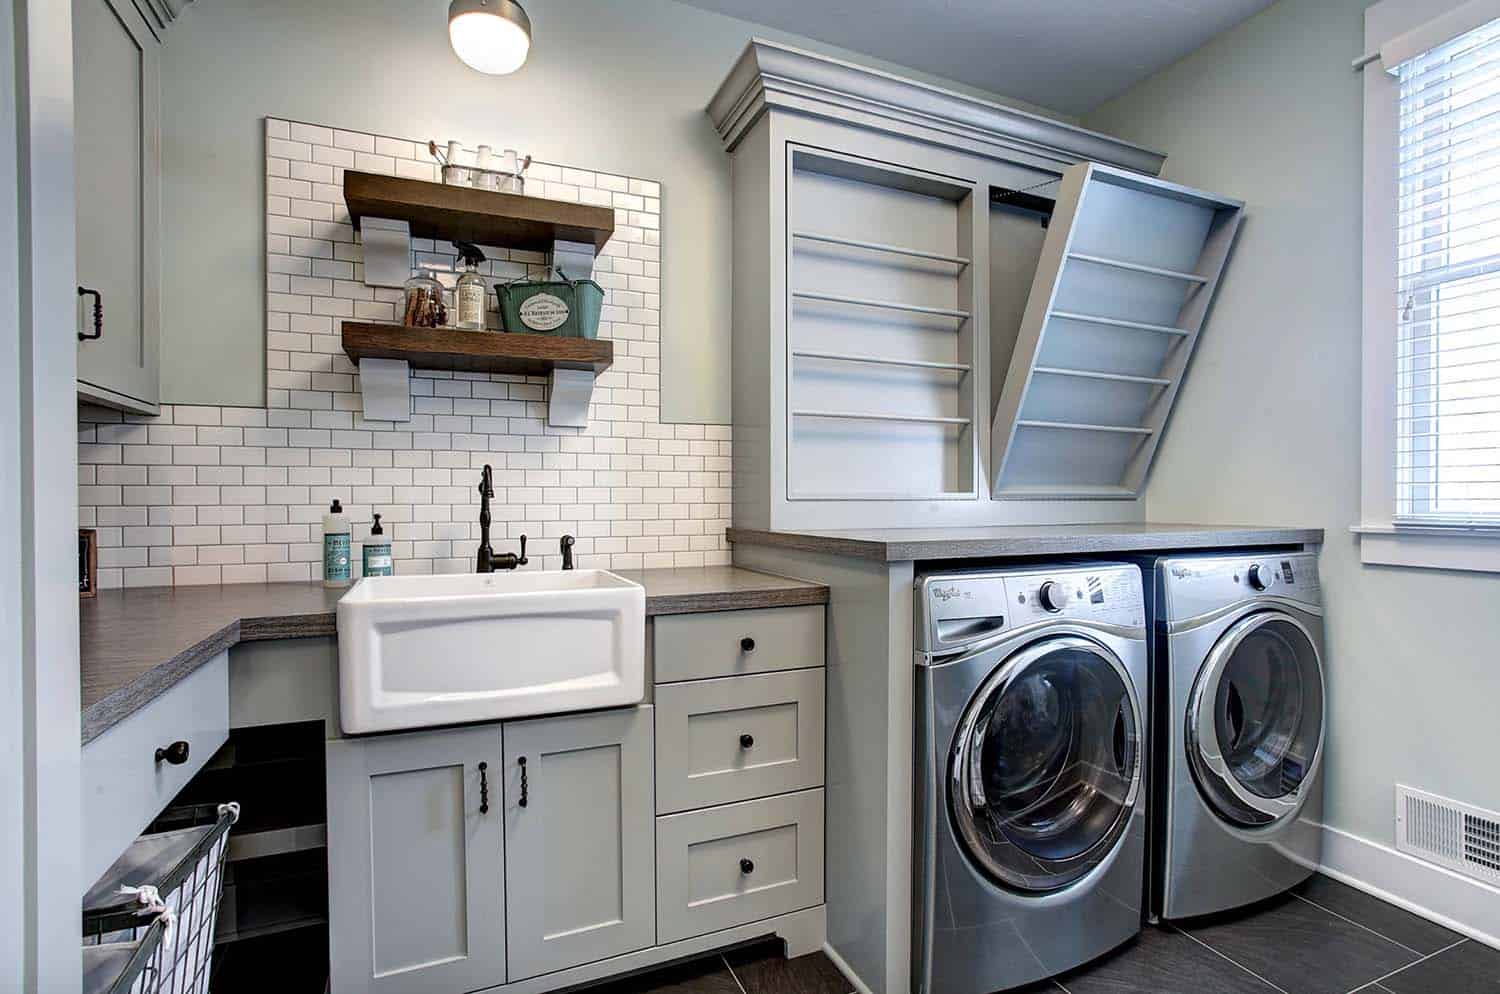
left=517, top=534, right=527, bottom=565
left=560, top=534, right=575, bottom=571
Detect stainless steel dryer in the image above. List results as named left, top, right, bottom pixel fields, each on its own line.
left=1156, top=551, right=1326, bottom=919
left=914, top=564, right=1148, bottom=994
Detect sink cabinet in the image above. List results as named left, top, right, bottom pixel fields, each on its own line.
left=326, top=707, right=654, bottom=994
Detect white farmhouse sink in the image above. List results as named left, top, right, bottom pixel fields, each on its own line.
left=337, top=570, right=645, bottom=734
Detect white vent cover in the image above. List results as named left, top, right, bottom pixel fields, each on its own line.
left=1395, top=785, right=1500, bottom=886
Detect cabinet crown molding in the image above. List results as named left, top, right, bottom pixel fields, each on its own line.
left=706, top=39, right=1167, bottom=176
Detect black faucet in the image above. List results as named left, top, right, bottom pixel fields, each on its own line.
left=476, top=465, right=527, bottom=573
left=560, top=534, right=575, bottom=571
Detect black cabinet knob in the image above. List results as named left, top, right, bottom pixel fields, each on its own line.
left=740, top=858, right=755, bottom=875
left=154, top=740, right=190, bottom=765
left=739, top=733, right=754, bottom=750
left=740, top=637, right=755, bottom=652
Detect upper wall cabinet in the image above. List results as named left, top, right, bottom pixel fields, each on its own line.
left=989, top=163, right=1242, bottom=499
left=74, top=0, right=162, bottom=415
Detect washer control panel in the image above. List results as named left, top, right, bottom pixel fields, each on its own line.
left=1159, top=551, right=1321, bottom=622
left=916, top=564, right=1144, bottom=653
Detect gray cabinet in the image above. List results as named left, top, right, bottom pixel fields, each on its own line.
left=73, top=0, right=161, bottom=414
left=503, top=706, right=655, bottom=980
left=326, top=725, right=506, bottom=994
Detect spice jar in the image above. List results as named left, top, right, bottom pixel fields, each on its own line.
left=402, top=273, right=448, bottom=328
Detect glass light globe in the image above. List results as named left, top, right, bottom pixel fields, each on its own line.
left=449, top=0, right=532, bottom=76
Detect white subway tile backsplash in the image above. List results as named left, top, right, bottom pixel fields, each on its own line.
left=77, top=118, right=730, bottom=588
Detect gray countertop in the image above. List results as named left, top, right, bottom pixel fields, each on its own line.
left=80, top=566, right=828, bottom=745
left=727, top=522, right=1324, bottom=562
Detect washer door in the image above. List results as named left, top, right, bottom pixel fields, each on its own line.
left=1188, top=611, right=1325, bottom=828
left=949, top=635, right=1142, bottom=893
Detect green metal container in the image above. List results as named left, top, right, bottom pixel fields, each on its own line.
left=497, top=270, right=604, bottom=338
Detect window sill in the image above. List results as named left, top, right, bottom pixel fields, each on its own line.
left=1352, top=524, right=1500, bottom=573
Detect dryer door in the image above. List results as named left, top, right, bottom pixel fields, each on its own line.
left=949, top=635, right=1142, bottom=893
left=1188, top=611, right=1325, bottom=828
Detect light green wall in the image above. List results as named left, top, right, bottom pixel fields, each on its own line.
left=1086, top=0, right=1500, bottom=847
left=159, top=0, right=1070, bottom=421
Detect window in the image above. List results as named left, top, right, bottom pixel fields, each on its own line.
left=1395, top=18, right=1500, bottom=526
left=1360, top=0, right=1500, bottom=572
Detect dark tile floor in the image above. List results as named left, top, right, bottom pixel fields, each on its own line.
left=604, top=875, right=1498, bottom=994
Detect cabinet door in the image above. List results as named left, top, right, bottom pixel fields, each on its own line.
left=73, top=0, right=160, bottom=413
left=326, top=726, right=505, bottom=994
left=503, top=706, right=655, bottom=980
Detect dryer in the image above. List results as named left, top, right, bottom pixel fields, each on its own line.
left=1154, top=551, right=1326, bottom=919
left=914, top=564, right=1148, bottom=994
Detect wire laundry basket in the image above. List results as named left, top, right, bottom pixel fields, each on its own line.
left=82, top=802, right=238, bottom=994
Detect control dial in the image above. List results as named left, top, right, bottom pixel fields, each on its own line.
left=1038, top=581, right=1067, bottom=613
left=1247, top=563, right=1274, bottom=591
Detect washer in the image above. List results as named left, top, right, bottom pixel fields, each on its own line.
left=914, top=564, right=1148, bottom=994
left=1155, top=551, right=1326, bottom=920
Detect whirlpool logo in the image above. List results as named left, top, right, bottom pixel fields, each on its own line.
left=931, top=585, right=969, bottom=602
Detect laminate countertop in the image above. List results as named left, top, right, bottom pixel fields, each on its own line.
left=80, top=566, right=828, bottom=745
left=727, top=522, right=1324, bottom=563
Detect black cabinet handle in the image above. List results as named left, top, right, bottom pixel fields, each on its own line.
left=77, top=287, right=102, bottom=342
left=740, top=858, right=755, bottom=875
left=518, top=756, right=528, bottom=808
left=154, top=740, right=189, bottom=765
left=740, top=637, right=755, bottom=653
left=739, top=733, right=754, bottom=750
left=479, top=761, right=490, bottom=815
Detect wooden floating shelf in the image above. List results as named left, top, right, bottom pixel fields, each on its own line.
left=341, top=322, right=613, bottom=377
left=343, top=171, right=615, bottom=252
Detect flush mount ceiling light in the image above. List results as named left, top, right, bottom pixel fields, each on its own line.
left=448, top=0, right=532, bottom=75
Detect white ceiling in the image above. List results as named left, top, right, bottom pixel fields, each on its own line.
left=679, top=0, right=1274, bottom=116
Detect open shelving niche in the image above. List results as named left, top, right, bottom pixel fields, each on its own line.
left=341, top=170, right=616, bottom=427
left=785, top=146, right=979, bottom=502
left=990, top=161, right=1243, bottom=499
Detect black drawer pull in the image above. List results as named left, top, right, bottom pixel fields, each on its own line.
left=518, top=756, right=528, bottom=808
left=479, top=761, right=490, bottom=814
left=740, top=637, right=755, bottom=652
left=739, top=733, right=754, bottom=750
left=77, top=286, right=103, bottom=342
left=740, top=858, right=755, bottom=875
left=154, top=740, right=190, bottom=765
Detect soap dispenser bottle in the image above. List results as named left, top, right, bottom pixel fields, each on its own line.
left=323, top=499, right=352, bottom=588
left=453, top=241, right=489, bottom=331
left=362, top=513, right=393, bottom=577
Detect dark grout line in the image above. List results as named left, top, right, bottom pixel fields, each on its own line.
left=1340, top=938, right=1468, bottom=994
left=1169, top=924, right=1292, bottom=993
left=1291, top=891, right=1424, bottom=958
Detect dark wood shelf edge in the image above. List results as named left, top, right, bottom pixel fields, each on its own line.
left=343, top=170, right=614, bottom=252
left=341, top=322, right=613, bottom=377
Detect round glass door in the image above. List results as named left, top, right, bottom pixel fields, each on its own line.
left=1188, top=612, right=1324, bottom=828
left=949, top=636, right=1141, bottom=893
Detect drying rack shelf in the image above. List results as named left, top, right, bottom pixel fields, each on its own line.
left=791, top=230, right=971, bottom=267
left=792, top=349, right=971, bottom=372
left=792, top=290, right=971, bottom=320
left=341, top=322, right=613, bottom=377
left=1066, top=251, right=1209, bottom=284
left=1032, top=367, right=1172, bottom=387
left=1049, top=310, right=1192, bottom=337
left=793, top=409, right=971, bottom=426
left=1015, top=419, right=1154, bottom=435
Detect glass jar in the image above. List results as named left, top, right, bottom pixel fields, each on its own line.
left=402, top=273, right=448, bottom=328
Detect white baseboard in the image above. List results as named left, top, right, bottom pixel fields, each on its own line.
left=824, top=941, right=877, bottom=994
left=1319, top=824, right=1500, bottom=950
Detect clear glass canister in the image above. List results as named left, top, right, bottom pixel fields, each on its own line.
left=402, top=273, right=448, bottom=328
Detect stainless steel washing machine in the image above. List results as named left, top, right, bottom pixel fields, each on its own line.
left=1156, top=551, right=1326, bottom=920
left=914, top=564, right=1148, bottom=994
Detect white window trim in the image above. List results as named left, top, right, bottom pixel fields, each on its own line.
left=1358, top=0, right=1500, bottom=573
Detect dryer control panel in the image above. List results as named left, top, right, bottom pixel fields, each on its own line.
left=1159, top=551, right=1322, bottom=622
left=916, top=564, right=1145, bottom=654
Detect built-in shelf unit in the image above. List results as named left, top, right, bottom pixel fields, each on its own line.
left=990, top=162, right=1243, bottom=499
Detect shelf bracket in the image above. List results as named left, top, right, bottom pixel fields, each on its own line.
left=547, top=367, right=595, bottom=427
left=357, top=357, right=411, bottom=422
left=360, top=217, right=412, bottom=288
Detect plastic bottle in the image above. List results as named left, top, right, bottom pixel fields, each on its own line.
left=453, top=241, right=489, bottom=331
left=323, top=499, right=352, bottom=588
left=362, top=513, right=393, bottom=578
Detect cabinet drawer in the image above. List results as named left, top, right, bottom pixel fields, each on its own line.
left=655, top=670, right=824, bottom=814
left=654, top=606, right=823, bottom=683
left=81, top=653, right=229, bottom=887
left=655, top=789, right=824, bottom=943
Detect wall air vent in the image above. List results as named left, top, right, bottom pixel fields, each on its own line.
left=1395, top=785, right=1500, bottom=887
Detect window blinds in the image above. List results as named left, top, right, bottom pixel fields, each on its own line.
left=1396, top=16, right=1500, bottom=525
